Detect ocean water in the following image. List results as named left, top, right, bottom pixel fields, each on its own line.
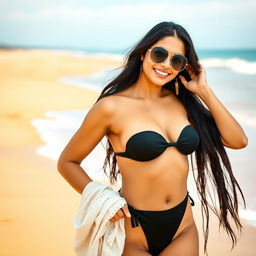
left=31, top=48, right=256, bottom=226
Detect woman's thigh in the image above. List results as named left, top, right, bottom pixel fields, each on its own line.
left=121, top=242, right=152, bottom=256
left=158, top=224, right=199, bottom=256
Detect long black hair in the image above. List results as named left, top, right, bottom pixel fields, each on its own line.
left=94, top=21, right=245, bottom=254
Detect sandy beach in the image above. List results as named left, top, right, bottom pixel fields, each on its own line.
left=0, top=49, right=255, bottom=256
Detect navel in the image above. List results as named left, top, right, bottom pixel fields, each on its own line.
left=165, top=197, right=170, bottom=204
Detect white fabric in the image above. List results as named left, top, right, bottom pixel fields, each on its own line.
left=73, top=180, right=127, bottom=256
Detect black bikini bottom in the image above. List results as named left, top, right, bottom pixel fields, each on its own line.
left=119, top=190, right=195, bottom=256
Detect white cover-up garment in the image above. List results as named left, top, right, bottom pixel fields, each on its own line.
left=73, top=180, right=127, bottom=256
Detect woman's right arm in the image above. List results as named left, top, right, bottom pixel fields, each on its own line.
left=57, top=97, right=115, bottom=194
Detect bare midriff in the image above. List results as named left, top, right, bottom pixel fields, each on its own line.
left=116, top=149, right=189, bottom=210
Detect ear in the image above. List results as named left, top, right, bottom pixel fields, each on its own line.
left=141, top=54, right=144, bottom=61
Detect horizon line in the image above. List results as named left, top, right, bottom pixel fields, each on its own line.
left=0, top=44, right=256, bottom=52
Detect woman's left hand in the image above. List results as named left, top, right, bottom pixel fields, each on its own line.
left=179, top=63, right=210, bottom=97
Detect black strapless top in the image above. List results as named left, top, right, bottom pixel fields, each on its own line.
left=115, top=125, right=200, bottom=162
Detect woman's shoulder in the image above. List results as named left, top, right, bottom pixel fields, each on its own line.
left=93, top=96, right=117, bottom=117
left=94, top=94, right=132, bottom=119
left=96, top=94, right=133, bottom=136
left=96, top=93, right=130, bottom=110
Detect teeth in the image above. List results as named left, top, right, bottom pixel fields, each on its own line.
left=154, top=68, right=169, bottom=76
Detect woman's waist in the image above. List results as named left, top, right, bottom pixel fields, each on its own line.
left=120, top=182, right=190, bottom=211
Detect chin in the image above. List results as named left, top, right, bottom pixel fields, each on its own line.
left=151, top=76, right=173, bottom=87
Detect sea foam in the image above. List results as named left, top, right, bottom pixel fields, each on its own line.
left=200, top=58, right=256, bottom=75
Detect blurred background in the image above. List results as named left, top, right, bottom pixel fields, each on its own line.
left=1, top=0, right=255, bottom=255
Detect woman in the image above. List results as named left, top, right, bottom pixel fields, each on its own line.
left=57, top=21, right=247, bottom=256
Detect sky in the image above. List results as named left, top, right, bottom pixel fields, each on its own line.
left=0, top=0, right=256, bottom=51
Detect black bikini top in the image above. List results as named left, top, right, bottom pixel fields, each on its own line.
left=115, top=125, right=200, bottom=162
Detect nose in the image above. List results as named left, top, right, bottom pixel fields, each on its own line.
left=161, top=55, right=175, bottom=73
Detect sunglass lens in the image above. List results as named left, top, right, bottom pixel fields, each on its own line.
left=151, top=47, right=168, bottom=63
left=171, top=54, right=187, bottom=71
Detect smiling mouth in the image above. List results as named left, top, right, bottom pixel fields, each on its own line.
left=153, top=68, right=170, bottom=77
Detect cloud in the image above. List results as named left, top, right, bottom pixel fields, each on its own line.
left=4, top=1, right=256, bottom=24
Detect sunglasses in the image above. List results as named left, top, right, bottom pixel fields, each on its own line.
left=148, top=46, right=188, bottom=71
